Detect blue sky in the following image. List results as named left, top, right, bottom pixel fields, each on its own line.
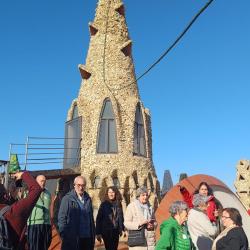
left=0, top=1, right=250, bottom=190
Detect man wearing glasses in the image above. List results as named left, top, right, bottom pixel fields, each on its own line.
left=58, top=176, right=95, bottom=250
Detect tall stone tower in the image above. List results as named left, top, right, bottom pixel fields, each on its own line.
left=66, top=0, right=160, bottom=212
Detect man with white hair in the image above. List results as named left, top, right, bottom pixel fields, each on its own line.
left=27, top=175, right=52, bottom=250
left=58, top=175, right=95, bottom=250
left=187, top=193, right=218, bottom=250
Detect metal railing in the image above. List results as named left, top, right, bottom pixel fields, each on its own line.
left=9, top=136, right=81, bottom=171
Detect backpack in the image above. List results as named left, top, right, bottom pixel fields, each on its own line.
left=0, top=205, right=13, bottom=250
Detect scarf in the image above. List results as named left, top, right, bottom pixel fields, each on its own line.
left=135, top=199, right=152, bottom=220
left=110, top=201, right=118, bottom=227
left=211, top=225, right=237, bottom=250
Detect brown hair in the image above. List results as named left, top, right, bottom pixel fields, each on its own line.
left=223, top=207, right=242, bottom=226
left=104, top=186, right=121, bottom=203
left=194, top=182, right=213, bottom=196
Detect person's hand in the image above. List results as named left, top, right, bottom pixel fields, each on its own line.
left=178, top=185, right=186, bottom=192
left=120, top=231, right=127, bottom=237
left=147, top=222, right=154, bottom=230
left=96, top=234, right=102, bottom=243
left=139, top=220, right=148, bottom=228
left=12, top=172, right=24, bottom=180
left=147, top=219, right=154, bottom=229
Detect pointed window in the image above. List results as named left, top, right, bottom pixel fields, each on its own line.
left=94, top=176, right=100, bottom=189
left=97, top=99, right=118, bottom=153
left=64, top=116, right=81, bottom=169
left=133, top=104, right=146, bottom=156
left=113, top=177, right=120, bottom=188
left=72, top=105, right=79, bottom=119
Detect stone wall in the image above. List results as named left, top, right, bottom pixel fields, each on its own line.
left=234, top=160, right=250, bottom=210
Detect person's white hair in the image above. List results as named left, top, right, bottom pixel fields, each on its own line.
left=192, top=194, right=209, bottom=207
left=36, top=175, right=46, bottom=181
left=74, top=175, right=87, bottom=184
left=169, top=201, right=188, bottom=216
left=136, top=186, right=148, bottom=198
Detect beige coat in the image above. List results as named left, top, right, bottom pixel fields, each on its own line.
left=187, top=208, right=217, bottom=250
left=124, top=200, right=156, bottom=250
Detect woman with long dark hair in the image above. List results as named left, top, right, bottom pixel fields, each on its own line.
left=96, top=186, right=125, bottom=250
left=180, top=181, right=218, bottom=223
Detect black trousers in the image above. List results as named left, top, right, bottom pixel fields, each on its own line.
left=27, top=224, right=52, bottom=250
left=102, top=229, right=120, bottom=250
left=78, top=238, right=94, bottom=250
left=61, top=237, right=94, bottom=250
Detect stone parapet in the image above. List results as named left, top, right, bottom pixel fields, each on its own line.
left=234, top=160, right=250, bottom=210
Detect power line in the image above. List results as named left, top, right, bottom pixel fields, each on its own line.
left=112, top=0, right=215, bottom=91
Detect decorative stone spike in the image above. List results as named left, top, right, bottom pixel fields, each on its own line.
left=78, top=64, right=91, bottom=79
left=121, top=40, right=132, bottom=56
left=115, top=3, right=125, bottom=16
left=88, top=22, right=98, bottom=36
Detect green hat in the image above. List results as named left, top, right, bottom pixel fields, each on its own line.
left=8, top=154, right=21, bottom=174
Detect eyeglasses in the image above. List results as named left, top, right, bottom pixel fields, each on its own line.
left=75, top=184, right=86, bottom=188
left=221, top=216, right=230, bottom=219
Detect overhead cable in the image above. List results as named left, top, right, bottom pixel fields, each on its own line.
left=112, top=0, right=215, bottom=91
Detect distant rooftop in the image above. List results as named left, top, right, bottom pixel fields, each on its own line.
left=0, top=160, right=8, bottom=166
left=161, top=170, right=173, bottom=196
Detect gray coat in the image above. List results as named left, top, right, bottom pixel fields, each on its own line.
left=58, top=190, right=95, bottom=249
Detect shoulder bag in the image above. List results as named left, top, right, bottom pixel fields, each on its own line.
left=127, top=227, right=147, bottom=247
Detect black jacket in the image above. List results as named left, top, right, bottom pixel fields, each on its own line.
left=96, top=200, right=124, bottom=235
left=216, top=227, right=248, bottom=250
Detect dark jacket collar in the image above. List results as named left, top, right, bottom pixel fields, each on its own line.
left=68, top=189, right=90, bottom=200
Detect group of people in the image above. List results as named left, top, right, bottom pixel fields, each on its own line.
left=0, top=171, right=51, bottom=250
left=57, top=177, right=155, bottom=250
left=57, top=177, right=249, bottom=250
left=156, top=182, right=249, bottom=250
left=0, top=172, right=249, bottom=250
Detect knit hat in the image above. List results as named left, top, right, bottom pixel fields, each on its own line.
left=136, top=186, right=148, bottom=198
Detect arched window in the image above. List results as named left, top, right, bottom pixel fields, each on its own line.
left=94, top=176, right=100, bottom=189
left=72, top=105, right=79, bottom=119
left=133, top=104, right=146, bottom=156
left=64, top=103, right=81, bottom=169
left=113, top=177, right=120, bottom=188
left=97, top=99, right=118, bottom=153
